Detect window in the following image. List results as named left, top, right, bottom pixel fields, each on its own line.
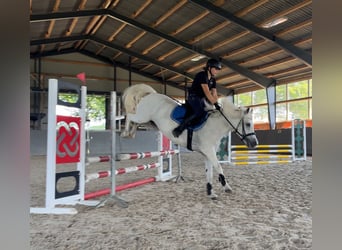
left=276, top=84, right=286, bottom=102
left=276, top=103, right=287, bottom=122
left=58, top=93, right=106, bottom=130
left=86, top=95, right=106, bottom=130
left=234, top=79, right=312, bottom=125
left=288, top=80, right=309, bottom=100
left=288, top=100, right=309, bottom=120
left=236, top=92, right=252, bottom=106
left=253, top=106, right=268, bottom=122
left=252, top=89, right=267, bottom=105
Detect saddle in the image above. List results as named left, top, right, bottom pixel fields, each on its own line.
left=170, top=102, right=209, bottom=150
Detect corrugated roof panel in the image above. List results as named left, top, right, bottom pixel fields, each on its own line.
left=133, top=0, right=183, bottom=26
left=219, top=0, right=267, bottom=14
left=94, top=17, right=125, bottom=39
left=243, top=0, right=308, bottom=24
left=162, top=50, right=198, bottom=68
left=58, top=0, right=82, bottom=12
left=214, top=33, right=262, bottom=58
left=145, top=41, right=181, bottom=60
left=84, top=40, right=106, bottom=52
left=31, top=1, right=50, bottom=13
left=265, top=10, right=312, bottom=35
left=190, top=23, right=246, bottom=50
left=111, top=0, right=155, bottom=21
left=66, top=17, right=91, bottom=34
left=48, top=19, right=75, bottom=37
left=156, top=2, right=206, bottom=35
left=82, top=0, right=104, bottom=10
left=30, top=21, right=50, bottom=39
left=96, top=20, right=142, bottom=46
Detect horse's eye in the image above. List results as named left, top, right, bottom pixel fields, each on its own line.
left=245, top=122, right=251, bottom=127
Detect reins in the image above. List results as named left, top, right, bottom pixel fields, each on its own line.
left=216, top=108, right=256, bottom=142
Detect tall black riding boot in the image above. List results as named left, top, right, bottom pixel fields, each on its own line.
left=172, top=114, right=197, bottom=138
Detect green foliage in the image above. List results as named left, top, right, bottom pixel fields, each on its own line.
left=252, top=89, right=267, bottom=104
left=276, top=84, right=286, bottom=101
left=288, top=80, right=309, bottom=100
left=237, top=92, right=251, bottom=106
left=58, top=93, right=79, bottom=103
left=86, top=95, right=105, bottom=120
left=58, top=93, right=106, bottom=121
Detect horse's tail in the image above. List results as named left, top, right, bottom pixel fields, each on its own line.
left=122, top=84, right=157, bottom=114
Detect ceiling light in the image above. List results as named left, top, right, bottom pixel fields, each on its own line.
left=261, top=16, right=288, bottom=28
left=191, top=55, right=206, bottom=62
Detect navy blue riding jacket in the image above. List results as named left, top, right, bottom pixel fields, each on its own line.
left=187, top=71, right=216, bottom=118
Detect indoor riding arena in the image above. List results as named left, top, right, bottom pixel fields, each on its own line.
left=29, top=0, right=312, bottom=249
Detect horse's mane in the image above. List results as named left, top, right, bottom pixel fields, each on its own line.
left=217, top=97, right=247, bottom=118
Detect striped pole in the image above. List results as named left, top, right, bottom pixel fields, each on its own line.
left=232, top=149, right=292, bottom=154
left=232, top=144, right=292, bottom=149
left=87, top=155, right=111, bottom=164
left=231, top=155, right=292, bottom=160
left=117, top=149, right=179, bottom=161
left=84, top=177, right=156, bottom=200
left=85, top=162, right=160, bottom=182
left=233, top=160, right=293, bottom=165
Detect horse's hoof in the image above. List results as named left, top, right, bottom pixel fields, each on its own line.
left=120, top=131, right=129, bottom=137
left=208, top=193, right=218, bottom=200
left=224, top=184, right=233, bottom=193
left=120, top=131, right=134, bottom=138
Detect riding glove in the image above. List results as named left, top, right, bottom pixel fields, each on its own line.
left=214, top=102, right=221, bottom=110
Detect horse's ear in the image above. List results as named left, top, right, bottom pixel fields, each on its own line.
left=245, top=107, right=252, bottom=114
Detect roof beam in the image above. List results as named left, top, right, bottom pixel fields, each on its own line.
left=190, top=0, right=312, bottom=66
left=30, top=9, right=275, bottom=88
left=31, top=36, right=231, bottom=95
left=30, top=48, right=79, bottom=58
left=78, top=50, right=186, bottom=91
left=30, top=35, right=89, bottom=46
left=30, top=47, right=185, bottom=91
left=30, top=34, right=192, bottom=79
left=31, top=35, right=229, bottom=94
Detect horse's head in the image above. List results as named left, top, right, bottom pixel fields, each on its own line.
left=219, top=98, right=258, bottom=148
left=236, top=107, right=258, bottom=148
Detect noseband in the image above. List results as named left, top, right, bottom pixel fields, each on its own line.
left=217, top=108, right=255, bottom=142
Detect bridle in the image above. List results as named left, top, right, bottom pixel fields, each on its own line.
left=216, top=108, right=256, bottom=142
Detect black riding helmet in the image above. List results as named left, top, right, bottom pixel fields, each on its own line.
left=206, top=58, right=222, bottom=70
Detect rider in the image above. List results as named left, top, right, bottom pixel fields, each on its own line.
left=172, top=58, right=222, bottom=138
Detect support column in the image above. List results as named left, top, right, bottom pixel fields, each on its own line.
left=266, top=83, right=276, bottom=130
left=113, top=60, right=117, bottom=91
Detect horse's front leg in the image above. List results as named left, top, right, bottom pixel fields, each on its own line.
left=121, top=114, right=138, bottom=138
left=205, top=148, right=232, bottom=193
left=120, top=116, right=132, bottom=137
left=205, top=160, right=217, bottom=199
left=128, top=122, right=138, bottom=137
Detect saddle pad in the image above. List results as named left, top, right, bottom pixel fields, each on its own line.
left=170, top=105, right=208, bottom=131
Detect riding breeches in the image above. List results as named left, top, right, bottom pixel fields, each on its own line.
left=187, top=95, right=207, bottom=119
